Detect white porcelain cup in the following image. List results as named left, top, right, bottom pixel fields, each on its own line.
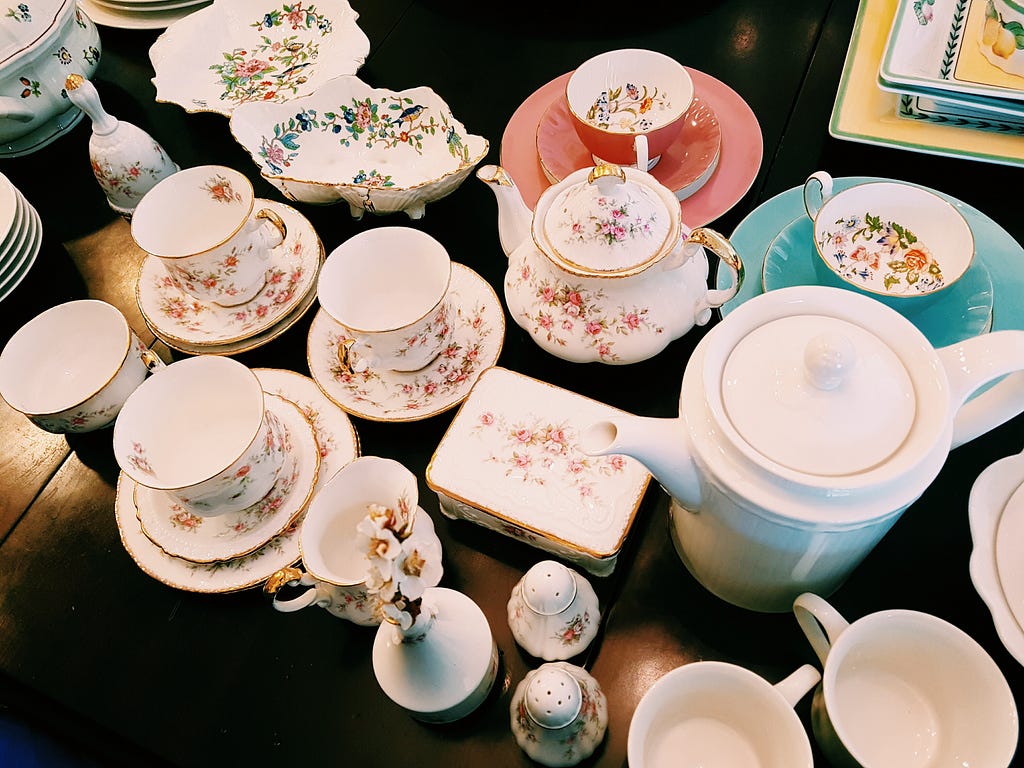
left=113, top=355, right=286, bottom=517
left=0, top=300, right=164, bottom=434
left=317, top=227, right=453, bottom=373
left=130, top=165, right=287, bottom=307
left=265, top=456, right=433, bottom=627
left=628, top=660, right=820, bottom=768
left=793, top=592, right=1019, bottom=768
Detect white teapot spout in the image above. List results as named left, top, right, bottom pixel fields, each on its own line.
left=477, top=164, right=533, bottom=259
left=581, top=415, right=702, bottom=510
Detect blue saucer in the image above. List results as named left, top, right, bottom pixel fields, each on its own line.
left=761, top=216, right=993, bottom=348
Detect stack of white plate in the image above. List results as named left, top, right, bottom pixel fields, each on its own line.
left=79, top=0, right=212, bottom=30
left=0, top=172, right=42, bottom=304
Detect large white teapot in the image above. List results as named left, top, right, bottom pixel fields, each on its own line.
left=582, top=286, right=1024, bottom=611
left=477, top=162, right=742, bottom=364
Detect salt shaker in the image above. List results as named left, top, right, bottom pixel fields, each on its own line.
left=510, top=662, right=608, bottom=767
left=508, top=560, right=600, bottom=660
left=65, top=74, right=178, bottom=219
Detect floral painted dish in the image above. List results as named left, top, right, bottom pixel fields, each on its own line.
left=307, top=263, right=504, bottom=421
left=968, top=448, right=1024, bottom=666
left=115, top=376, right=359, bottom=593
left=136, top=198, right=322, bottom=347
left=762, top=215, right=993, bottom=348
left=134, top=393, right=320, bottom=563
left=537, top=91, right=721, bottom=202
left=149, top=0, right=368, bottom=116
left=229, top=75, right=489, bottom=219
left=426, top=366, right=651, bottom=577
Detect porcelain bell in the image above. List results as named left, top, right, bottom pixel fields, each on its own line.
left=511, top=662, right=608, bottom=767
left=508, top=560, right=600, bottom=660
left=478, top=162, right=743, bottom=364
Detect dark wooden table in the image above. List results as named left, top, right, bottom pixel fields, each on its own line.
left=1, top=0, right=1022, bottom=765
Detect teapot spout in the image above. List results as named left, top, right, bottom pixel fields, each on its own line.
left=476, top=164, right=533, bottom=259
left=581, top=415, right=702, bottom=509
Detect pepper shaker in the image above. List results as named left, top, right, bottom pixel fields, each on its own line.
left=508, top=560, right=600, bottom=660
left=65, top=74, right=178, bottom=220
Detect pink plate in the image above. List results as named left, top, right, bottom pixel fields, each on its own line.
left=538, top=93, right=722, bottom=201
left=501, top=69, right=762, bottom=227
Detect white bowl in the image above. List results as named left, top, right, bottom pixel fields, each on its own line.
left=229, top=74, right=488, bottom=219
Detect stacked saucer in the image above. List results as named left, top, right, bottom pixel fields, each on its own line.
left=115, top=370, right=359, bottom=593
left=136, top=199, right=323, bottom=355
left=79, top=0, right=211, bottom=30
left=0, top=172, right=42, bottom=304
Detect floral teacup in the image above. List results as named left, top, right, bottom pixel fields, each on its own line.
left=803, top=171, right=974, bottom=306
left=131, top=165, right=287, bottom=307
left=317, top=227, right=454, bottom=373
left=113, top=355, right=286, bottom=517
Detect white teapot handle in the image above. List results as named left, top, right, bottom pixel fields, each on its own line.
left=936, top=331, right=1024, bottom=448
left=687, top=227, right=744, bottom=324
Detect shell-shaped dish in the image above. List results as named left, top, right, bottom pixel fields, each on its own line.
left=149, top=0, right=368, bottom=117
left=229, top=75, right=489, bottom=219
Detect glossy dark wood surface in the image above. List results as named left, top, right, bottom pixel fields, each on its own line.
left=1, top=0, right=1022, bottom=765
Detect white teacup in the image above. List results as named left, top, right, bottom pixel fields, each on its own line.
left=265, top=456, right=434, bottom=627
left=113, top=355, right=286, bottom=517
left=0, top=300, right=164, bottom=434
left=628, top=660, right=819, bottom=768
left=131, top=165, right=287, bottom=307
left=802, top=171, right=974, bottom=304
left=317, top=227, right=453, bottom=373
left=793, top=592, right=1018, bottom=768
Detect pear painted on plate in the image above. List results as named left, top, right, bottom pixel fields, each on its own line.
left=983, top=16, right=1001, bottom=46
left=994, top=25, right=1017, bottom=58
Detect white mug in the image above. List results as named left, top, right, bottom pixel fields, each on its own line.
left=627, top=660, right=819, bottom=768
left=131, top=165, right=286, bottom=306
left=793, top=592, right=1018, bottom=767
left=0, top=300, right=163, bottom=433
left=113, top=355, right=286, bottom=517
left=317, top=227, right=453, bottom=374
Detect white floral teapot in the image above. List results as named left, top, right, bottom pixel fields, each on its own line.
left=477, top=162, right=743, bottom=364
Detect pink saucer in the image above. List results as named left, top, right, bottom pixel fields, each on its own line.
left=502, top=69, right=762, bottom=227
left=537, top=94, right=722, bottom=201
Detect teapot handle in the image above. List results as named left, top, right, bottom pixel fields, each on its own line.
left=687, top=227, right=744, bottom=324
left=937, top=331, right=1024, bottom=448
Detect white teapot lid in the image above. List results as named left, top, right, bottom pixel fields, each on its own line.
left=721, top=314, right=916, bottom=476
left=538, top=164, right=676, bottom=276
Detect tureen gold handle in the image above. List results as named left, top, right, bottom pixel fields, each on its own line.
left=587, top=163, right=626, bottom=185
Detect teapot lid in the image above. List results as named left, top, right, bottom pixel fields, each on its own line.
left=721, top=314, right=916, bottom=476
left=536, top=164, right=677, bottom=277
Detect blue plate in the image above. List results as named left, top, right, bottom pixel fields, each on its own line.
left=761, top=215, right=993, bottom=349
left=717, top=177, right=1023, bottom=339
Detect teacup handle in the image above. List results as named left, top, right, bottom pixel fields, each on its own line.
left=803, top=171, right=834, bottom=220
left=139, top=348, right=165, bottom=372
left=264, top=566, right=321, bottom=613
left=773, top=664, right=822, bottom=709
left=336, top=337, right=373, bottom=375
left=793, top=592, right=850, bottom=667
left=686, top=227, right=745, bottom=323
left=255, top=208, right=287, bottom=250
left=634, top=135, right=649, bottom=172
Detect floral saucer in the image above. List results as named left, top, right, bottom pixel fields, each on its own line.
left=115, top=375, right=360, bottom=593
left=136, top=199, right=322, bottom=347
left=536, top=93, right=721, bottom=202
left=762, top=216, right=994, bottom=348
left=502, top=69, right=762, bottom=227
left=307, top=263, right=504, bottom=422
left=134, top=393, right=320, bottom=563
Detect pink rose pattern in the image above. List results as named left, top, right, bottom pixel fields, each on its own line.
left=471, top=411, right=626, bottom=501
left=90, top=143, right=170, bottom=202
left=509, top=256, right=663, bottom=363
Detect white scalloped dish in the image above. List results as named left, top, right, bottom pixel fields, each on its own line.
left=229, top=75, right=489, bottom=219
left=150, top=0, right=368, bottom=117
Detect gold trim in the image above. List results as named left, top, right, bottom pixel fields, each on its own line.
left=255, top=207, right=287, bottom=241
left=688, top=227, right=745, bottom=288
left=263, top=566, right=303, bottom=596
left=587, top=163, right=626, bottom=184
left=306, top=263, right=506, bottom=424
left=424, top=366, right=652, bottom=560
left=477, top=165, right=515, bottom=187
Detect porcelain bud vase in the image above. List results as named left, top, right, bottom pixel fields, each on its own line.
left=65, top=74, right=179, bottom=220
left=371, top=586, right=499, bottom=724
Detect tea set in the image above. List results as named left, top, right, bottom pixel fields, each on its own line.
left=3, top=1, right=1024, bottom=762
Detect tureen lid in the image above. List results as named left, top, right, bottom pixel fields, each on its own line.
left=720, top=314, right=916, bottom=476
left=1, top=0, right=71, bottom=65
left=536, top=164, right=677, bottom=277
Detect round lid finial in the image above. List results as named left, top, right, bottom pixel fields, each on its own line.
left=524, top=666, right=583, bottom=729
left=804, top=332, right=857, bottom=391
left=522, top=560, right=577, bottom=616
